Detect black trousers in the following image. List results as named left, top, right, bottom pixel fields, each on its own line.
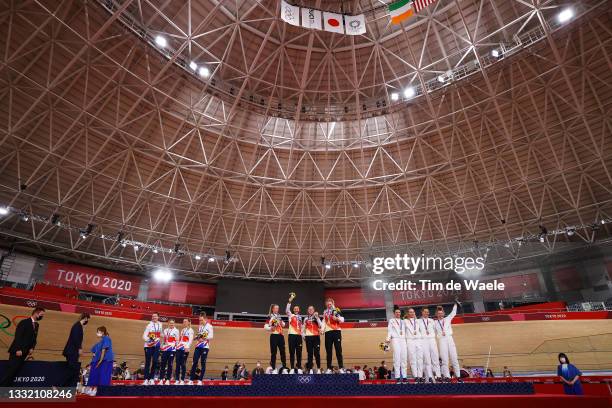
left=0, top=353, right=27, bottom=386
left=144, top=346, right=160, bottom=380
left=174, top=350, right=189, bottom=381
left=287, top=334, right=303, bottom=369
left=159, top=350, right=175, bottom=380
left=190, top=347, right=209, bottom=381
left=305, top=336, right=321, bottom=370
left=269, top=334, right=286, bottom=369
left=63, top=354, right=81, bottom=386
left=324, top=330, right=343, bottom=369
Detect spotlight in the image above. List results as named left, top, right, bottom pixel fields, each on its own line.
left=601, top=219, right=606, bottom=225
left=557, top=8, right=574, bottom=24
left=134, top=245, right=139, bottom=251
left=353, top=263, right=359, bottom=268
left=153, top=268, right=173, bottom=283
left=0, top=207, right=9, bottom=216
left=121, top=242, right=127, bottom=248
left=153, top=248, right=159, bottom=254
left=566, top=227, right=575, bottom=236
left=195, top=255, right=202, bottom=260
left=79, top=230, right=88, bottom=239
left=539, top=235, right=545, bottom=243
left=189, top=61, right=197, bottom=71
left=154, top=35, right=167, bottom=48
left=390, top=92, right=399, bottom=101
left=437, top=75, right=445, bottom=83
left=491, top=49, right=500, bottom=58
left=20, top=213, right=29, bottom=222
left=208, top=256, right=215, bottom=262
left=198, top=67, right=210, bottom=78
left=325, top=264, right=331, bottom=270
left=403, top=87, right=416, bottom=99
left=100, top=234, right=105, bottom=239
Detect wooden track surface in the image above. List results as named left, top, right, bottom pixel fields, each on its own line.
left=1, top=304, right=611, bottom=377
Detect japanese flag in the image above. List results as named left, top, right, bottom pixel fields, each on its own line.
left=323, top=11, right=344, bottom=34
left=345, top=14, right=366, bottom=35
left=281, top=0, right=300, bottom=26
left=301, top=8, right=322, bottom=31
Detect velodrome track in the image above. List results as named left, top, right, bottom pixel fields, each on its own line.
left=1, top=303, right=611, bottom=376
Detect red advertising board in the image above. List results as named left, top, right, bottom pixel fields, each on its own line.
left=324, top=288, right=385, bottom=309
left=44, top=261, right=141, bottom=297
left=147, top=280, right=216, bottom=306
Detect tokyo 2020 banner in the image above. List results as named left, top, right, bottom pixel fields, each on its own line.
left=44, top=261, right=141, bottom=297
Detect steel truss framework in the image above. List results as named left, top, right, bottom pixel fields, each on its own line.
left=0, top=0, right=611, bottom=283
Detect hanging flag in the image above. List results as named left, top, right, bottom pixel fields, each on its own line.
left=388, top=0, right=414, bottom=25
left=281, top=0, right=300, bottom=26
left=323, top=11, right=345, bottom=34
left=301, top=8, right=322, bottom=30
left=344, top=14, right=366, bottom=35
left=413, top=0, right=438, bottom=13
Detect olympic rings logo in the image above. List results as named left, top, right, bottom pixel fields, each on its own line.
left=0, top=314, right=29, bottom=337
left=298, top=376, right=312, bottom=384
left=26, top=301, right=38, bottom=307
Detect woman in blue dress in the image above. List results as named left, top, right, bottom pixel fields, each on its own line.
left=556, top=353, right=583, bottom=395
left=84, top=326, right=114, bottom=395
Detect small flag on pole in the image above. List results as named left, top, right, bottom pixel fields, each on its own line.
left=280, top=0, right=300, bottom=26
left=389, top=0, right=415, bottom=25
left=323, top=11, right=345, bottom=34
left=345, top=14, right=366, bottom=35
left=413, top=0, right=438, bottom=13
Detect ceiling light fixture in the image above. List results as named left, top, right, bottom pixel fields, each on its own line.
left=491, top=49, right=500, bottom=58
left=557, top=8, right=574, bottom=24
left=153, top=268, right=173, bottom=283
left=403, top=87, right=416, bottom=99
left=154, top=35, right=167, bottom=48
left=390, top=92, right=399, bottom=101
left=0, top=207, right=9, bottom=216
left=189, top=61, right=197, bottom=71
left=195, top=255, right=201, bottom=260
left=198, top=66, right=210, bottom=78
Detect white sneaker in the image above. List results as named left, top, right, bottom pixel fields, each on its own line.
left=187, top=380, right=193, bottom=385
left=174, top=380, right=179, bottom=385
left=179, top=380, right=184, bottom=385
left=164, top=380, right=170, bottom=385
left=196, top=380, right=202, bottom=385
left=143, top=379, right=149, bottom=385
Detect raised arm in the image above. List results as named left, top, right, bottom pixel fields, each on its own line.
left=447, top=303, right=458, bottom=321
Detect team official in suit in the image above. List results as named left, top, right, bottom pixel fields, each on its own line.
left=0, top=307, right=45, bottom=386
left=62, top=313, right=91, bottom=386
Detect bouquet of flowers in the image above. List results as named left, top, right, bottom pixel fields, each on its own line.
left=195, top=331, right=208, bottom=341
left=147, top=332, right=158, bottom=346
left=379, top=341, right=390, bottom=352
left=270, top=318, right=279, bottom=327
left=332, top=307, right=341, bottom=318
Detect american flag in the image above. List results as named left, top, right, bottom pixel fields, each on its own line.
left=413, top=0, right=438, bottom=13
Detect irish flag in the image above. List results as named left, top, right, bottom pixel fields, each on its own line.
left=389, top=0, right=414, bottom=25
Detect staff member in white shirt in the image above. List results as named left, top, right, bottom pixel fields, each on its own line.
left=142, top=312, right=163, bottom=385
left=159, top=319, right=180, bottom=384
left=435, top=302, right=461, bottom=380
left=188, top=312, right=214, bottom=385
left=385, top=306, right=407, bottom=383
left=404, top=307, right=422, bottom=381
left=174, top=318, right=194, bottom=384
left=418, top=307, right=440, bottom=382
